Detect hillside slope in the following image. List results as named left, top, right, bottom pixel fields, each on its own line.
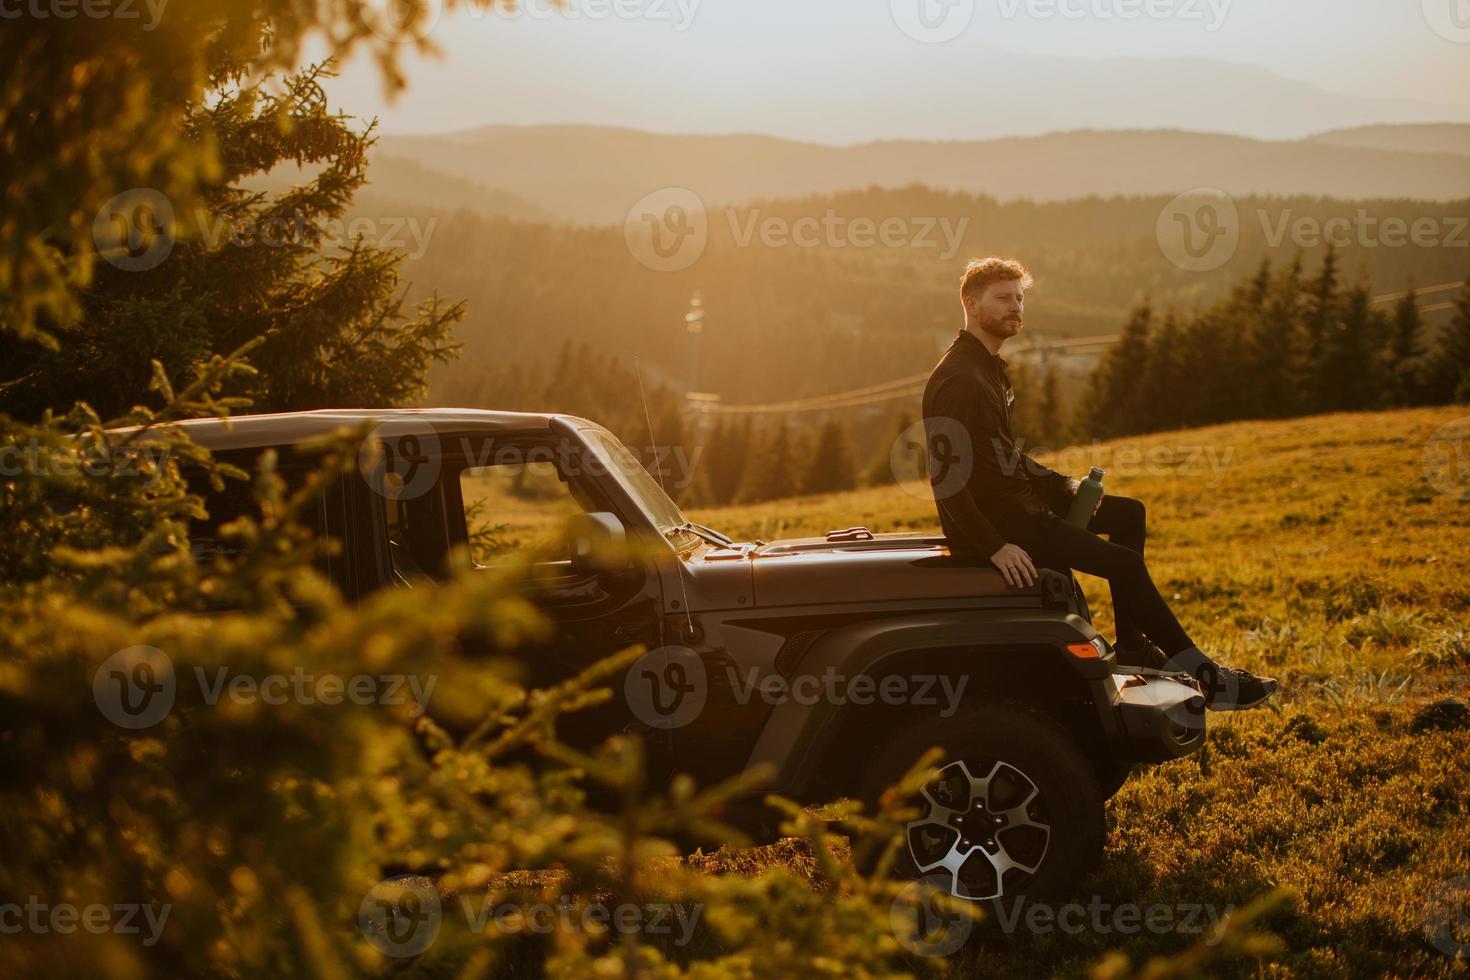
left=1309, top=123, right=1470, bottom=158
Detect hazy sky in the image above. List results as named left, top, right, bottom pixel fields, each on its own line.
left=318, top=0, right=1470, bottom=141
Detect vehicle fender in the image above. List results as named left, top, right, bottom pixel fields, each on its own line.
left=744, top=611, right=1108, bottom=793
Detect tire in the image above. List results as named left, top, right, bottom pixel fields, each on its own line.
left=859, top=702, right=1105, bottom=907
left=1098, top=761, right=1133, bottom=800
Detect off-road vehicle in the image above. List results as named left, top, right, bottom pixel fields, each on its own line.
left=172, top=408, right=1207, bottom=907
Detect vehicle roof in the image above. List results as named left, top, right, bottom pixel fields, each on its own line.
left=117, top=408, right=569, bottom=453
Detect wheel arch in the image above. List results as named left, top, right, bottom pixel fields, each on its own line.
left=744, top=613, right=1116, bottom=802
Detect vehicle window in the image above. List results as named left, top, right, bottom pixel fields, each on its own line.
left=186, top=464, right=348, bottom=592
left=580, top=427, right=686, bottom=533
left=382, top=482, right=452, bottom=585
left=459, top=457, right=585, bottom=566
left=189, top=470, right=329, bottom=558
left=187, top=474, right=262, bottom=561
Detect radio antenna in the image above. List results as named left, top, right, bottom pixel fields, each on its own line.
left=635, top=356, right=695, bottom=638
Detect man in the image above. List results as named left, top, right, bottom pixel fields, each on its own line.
left=921, top=257, right=1276, bottom=711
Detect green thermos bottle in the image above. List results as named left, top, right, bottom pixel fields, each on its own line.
left=1066, top=467, right=1105, bottom=527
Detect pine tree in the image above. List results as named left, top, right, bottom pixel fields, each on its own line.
left=1253, top=256, right=1306, bottom=419
left=1385, top=289, right=1425, bottom=406
left=1036, top=362, right=1063, bottom=449
left=1317, top=282, right=1380, bottom=412
left=802, top=418, right=857, bottom=495
left=1222, top=258, right=1274, bottom=420
left=864, top=411, right=914, bottom=486
left=1178, top=310, right=1232, bottom=427
left=545, top=340, right=576, bottom=408
left=674, top=459, right=717, bottom=507
left=644, top=386, right=690, bottom=492
left=1138, top=312, right=1182, bottom=433
left=1079, top=299, right=1152, bottom=439
left=709, top=417, right=753, bottom=504
left=1007, top=359, right=1043, bottom=449
left=1304, top=248, right=1341, bottom=411
left=1208, top=287, right=1255, bottom=425
left=1423, top=279, right=1470, bottom=404
left=1244, top=256, right=1273, bottom=308
left=0, top=66, right=461, bottom=419
left=737, top=422, right=798, bottom=503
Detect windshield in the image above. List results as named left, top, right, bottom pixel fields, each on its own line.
left=580, top=427, right=687, bottom=533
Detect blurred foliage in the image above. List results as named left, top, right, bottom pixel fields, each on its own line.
left=0, top=355, right=903, bottom=976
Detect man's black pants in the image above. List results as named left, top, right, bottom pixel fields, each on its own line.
left=994, top=495, right=1194, bottom=655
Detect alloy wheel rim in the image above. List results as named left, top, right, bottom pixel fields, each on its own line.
left=904, top=758, right=1052, bottom=901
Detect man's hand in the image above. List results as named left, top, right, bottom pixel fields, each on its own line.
left=989, top=542, right=1038, bottom=588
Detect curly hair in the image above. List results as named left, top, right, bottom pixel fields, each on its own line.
left=959, top=257, right=1034, bottom=300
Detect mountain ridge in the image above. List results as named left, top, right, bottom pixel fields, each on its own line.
left=377, top=124, right=1470, bottom=223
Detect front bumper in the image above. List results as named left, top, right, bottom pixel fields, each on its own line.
left=1112, top=673, right=1207, bottom=762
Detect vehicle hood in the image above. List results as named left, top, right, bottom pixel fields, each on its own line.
left=705, top=532, right=1014, bottom=608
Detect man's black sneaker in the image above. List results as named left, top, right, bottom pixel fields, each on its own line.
left=1115, top=638, right=1169, bottom=670
left=1194, top=663, right=1279, bottom=711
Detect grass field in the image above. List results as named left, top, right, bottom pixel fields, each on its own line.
left=676, top=406, right=1470, bottom=977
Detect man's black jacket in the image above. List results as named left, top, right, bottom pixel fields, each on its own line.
left=920, top=329, right=1078, bottom=559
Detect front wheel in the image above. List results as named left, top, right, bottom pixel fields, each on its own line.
left=860, top=703, right=1105, bottom=906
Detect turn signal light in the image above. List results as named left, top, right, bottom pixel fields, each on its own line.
left=1067, top=641, right=1102, bottom=659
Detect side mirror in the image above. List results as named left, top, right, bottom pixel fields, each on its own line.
left=566, top=511, right=632, bottom=576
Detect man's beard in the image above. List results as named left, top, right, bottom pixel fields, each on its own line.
left=979, top=312, right=1023, bottom=340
